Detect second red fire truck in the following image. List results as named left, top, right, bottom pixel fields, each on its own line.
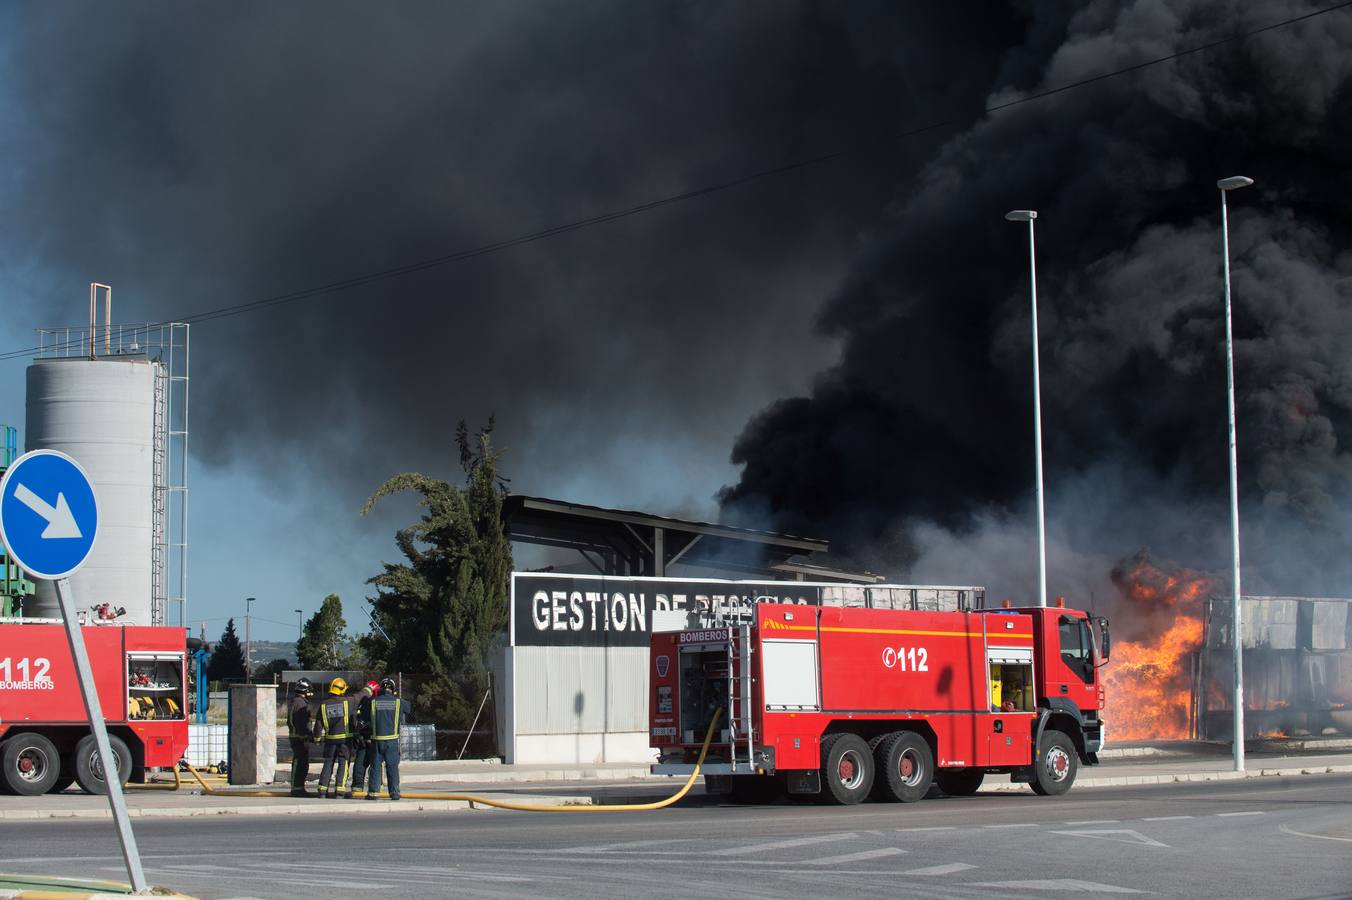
left=0, top=623, right=190, bottom=796
left=651, top=599, right=1109, bottom=803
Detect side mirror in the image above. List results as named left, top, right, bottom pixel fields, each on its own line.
left=1095, top=617, right=1111, bottom=663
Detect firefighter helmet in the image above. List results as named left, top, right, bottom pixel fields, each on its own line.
left=295, top=677, right=313, bottom=697
left=380, top=677, right=396, bottom=694
left=328, top=677, right=348, bottom=695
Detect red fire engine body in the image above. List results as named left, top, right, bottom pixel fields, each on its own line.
left=0, top=623, right=189, bottom=796
left=650, top=602, right=1109, bottom=803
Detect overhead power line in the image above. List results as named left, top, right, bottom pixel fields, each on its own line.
left=2, top=0, right=1348, bottom=363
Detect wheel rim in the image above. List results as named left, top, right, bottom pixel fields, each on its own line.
left=16, top=747, right=48, bottom=783
left=837, top=749, right=865, bottom=790
left=898, top=747, right=924, bottom=787
left=1045, top=746, right=1071, bottom=782
left=88, top=748, right=121, bottom=782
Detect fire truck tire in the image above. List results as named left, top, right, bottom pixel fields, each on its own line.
left=1030, top=729, right=1077, bottom=796
left=74, top=734, right=133, bottom=794
left=872, top=731, right=933, bottom=803
left=935, top=768, right=984, bottom=796
left=820, top=733, right=873, bottom=805
left=1, top=732, right=62, bottom=796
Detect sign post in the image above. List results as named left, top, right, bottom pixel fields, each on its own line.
left=0, top=449, right=148, bottom=893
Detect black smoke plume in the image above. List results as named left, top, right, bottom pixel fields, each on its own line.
left=720, top=1, right=1352, bottom=603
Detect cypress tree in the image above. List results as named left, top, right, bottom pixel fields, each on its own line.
left=207, top=618, right=247, bottom=682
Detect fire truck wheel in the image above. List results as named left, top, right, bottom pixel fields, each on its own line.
left=74, top=733, right=133, bottom=794
left=872, top=731, right=934, bottom=803
left=935, top=768, right=984, bottom=796
left=820, top=733, right=873, bottom=805
left=1031, top=729, right=1077, bottom=796
left=1, top=732, right=62, bottom=796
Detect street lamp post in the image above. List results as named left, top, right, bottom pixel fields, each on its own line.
left=245, top=596, right=255, bottom=682
left=1218, top=175, right=1253, bottom=773
left=295, top=608, right=303, bottom=642
left=1005, top=209, right=1048, bottom=608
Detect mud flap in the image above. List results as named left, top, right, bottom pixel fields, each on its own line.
left=786, top=770, right=821, bottom=795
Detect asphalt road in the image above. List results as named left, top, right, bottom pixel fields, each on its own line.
left=3, top=775, right=1351, bottom=899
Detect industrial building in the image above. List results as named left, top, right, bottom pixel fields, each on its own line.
left=495, top=497, right=984, bottom=764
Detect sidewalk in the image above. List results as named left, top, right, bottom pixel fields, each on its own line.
left=3, top=747, right=1350, bottom=820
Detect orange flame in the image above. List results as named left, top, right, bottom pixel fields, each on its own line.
left=1102, top=553, right=1211, bottom=740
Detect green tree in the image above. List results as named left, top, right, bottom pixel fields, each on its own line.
left=207, top=618, right=246, bottom=682
left=295, top=595, right=347, bottom=669
left=362, top=420, right=511, bottom=726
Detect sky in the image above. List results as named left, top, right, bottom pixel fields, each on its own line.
left=2, top=1, right=1350, bottom=642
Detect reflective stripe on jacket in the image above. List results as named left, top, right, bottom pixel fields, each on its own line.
left=371, top=696, right=403, bottom=741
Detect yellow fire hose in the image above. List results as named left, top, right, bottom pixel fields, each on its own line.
left=180, top=709, right=723, bottom=812
left=125, top=766, right=182, bottom=791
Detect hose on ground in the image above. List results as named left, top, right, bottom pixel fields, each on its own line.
left=183, top=708, right=724, bottom=812
left=125, top=766, right=181, bottom=791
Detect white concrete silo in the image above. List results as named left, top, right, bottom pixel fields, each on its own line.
left=25, top=357, right=159, bottom=625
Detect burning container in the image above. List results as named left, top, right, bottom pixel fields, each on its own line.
left=1198, top=596, right=1352, bottom=741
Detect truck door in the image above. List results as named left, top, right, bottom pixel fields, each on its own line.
left=1042, top=612, right=1098, bottom=713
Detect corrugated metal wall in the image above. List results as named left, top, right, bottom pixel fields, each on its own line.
left=511, top=646, right=648, bottom=735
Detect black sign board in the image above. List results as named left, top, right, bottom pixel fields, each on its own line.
left=510, top=573, right=826, bottom=648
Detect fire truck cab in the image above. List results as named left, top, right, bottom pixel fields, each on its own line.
left=650, top=601, right=1109, bottom=803
left=0, top=623, right=190, bottom=796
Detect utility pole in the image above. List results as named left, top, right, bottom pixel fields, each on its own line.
left=295, top=608, right=303, bottom=642
left=1217, top=175, right=1253, bottom=772
left=245, top=596, right=255, bottom=682
left=1005, top=208, right=1048, bottom=607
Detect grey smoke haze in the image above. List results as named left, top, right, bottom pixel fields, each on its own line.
left=721, top=0, right=1352, bottom=607
left=2, top=2, right=1350, bottom=626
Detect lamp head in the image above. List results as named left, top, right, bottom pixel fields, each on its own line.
left=1005, top=210, right=1037, bottom=222
left=1217, top=176, right=1254, bottom=191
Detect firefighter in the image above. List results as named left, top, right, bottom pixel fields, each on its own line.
left=345, top=680, right=381, bottom=799
left=287, top=677, right=316, bottom=797
left=314, top=677, right=373, bottom=798
left=366, top=676, right=405, bottom=801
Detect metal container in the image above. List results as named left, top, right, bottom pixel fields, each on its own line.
left=25, top=357, right=158, bottom=625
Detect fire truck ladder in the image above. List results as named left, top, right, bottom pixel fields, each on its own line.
left=726, top=624, right=756, bottom=772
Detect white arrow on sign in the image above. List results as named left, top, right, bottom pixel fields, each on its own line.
left=14, top=483, right=83, bottom=539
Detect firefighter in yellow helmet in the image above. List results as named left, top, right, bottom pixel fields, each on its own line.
left=314, top=676, right=373, bottom=798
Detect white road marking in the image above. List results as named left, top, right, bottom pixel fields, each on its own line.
left=803, top=847, right=907, bottom=865
left=1049, top=829, right=1169, bottom=848
left=1143, top=815, right=1193, bottom=821
left=559, top=837, right=702, bottom=852
left=1064, top=819, right=1119, bottom=825
left=904, top=862, right=977, bottom=876
left=971, top=878, right=1144, bottom=893
left=1278, top=822, right=1352, bottom=844
left=980, top=823, right=1038, bottom=829
left=1216, top=811, right=1264, bottom=817
left=710, top=832, right=858, bottom=856
left=897, top=826, right=955, bottom=832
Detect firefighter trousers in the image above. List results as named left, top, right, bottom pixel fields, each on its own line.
left=317, top=739, right=351, bottom=796
left=368, top=740, right=401, bottom=798
left=350, top=741, right=372, bottom=795
left=288, top=737, right=311, bottom=793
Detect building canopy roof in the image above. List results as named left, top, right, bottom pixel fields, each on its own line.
left=503, top=494, right=858, bottom=580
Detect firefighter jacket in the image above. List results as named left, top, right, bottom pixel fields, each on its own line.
left=316, top=687, right=372, bottom=741
left=287, top=694, right=314, bottom=739
left=370, top=695, right=406, bottom=741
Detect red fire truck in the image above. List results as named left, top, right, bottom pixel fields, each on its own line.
left=0, top=623, right=190, bottom=796
left=650, top=601, right=1109, bottom=803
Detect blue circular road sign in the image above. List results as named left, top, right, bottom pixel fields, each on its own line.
left=0, top=449, right=99, bottom=580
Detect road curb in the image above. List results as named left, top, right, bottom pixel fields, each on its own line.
left=0, top=793, right=593, bottom=820
left=984, top=763, right=1352, bottom=792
